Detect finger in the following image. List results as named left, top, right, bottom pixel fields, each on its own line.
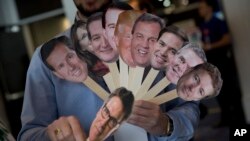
left=128, top=118, right=151, bottom=129
left=47, top=124, right=58, bottom=141
left=56, top=117, right=74, bottom=141
left=128, top=114, right=152, bottom=128
left=52, top=118, right=66, bottom=141
left=67, top=116, right=87, bottom=141
left=134, top=100, right=158, bottom=110
left=129, top=108, right=161, bottom=127
left=54, top=127, right=64, bottom=140
left=132, top=105, right=151, bottom=117
left=132, top=103, right=160, bottom=118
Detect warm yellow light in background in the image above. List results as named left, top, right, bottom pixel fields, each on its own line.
left=62, top=17, right=71, bottom=30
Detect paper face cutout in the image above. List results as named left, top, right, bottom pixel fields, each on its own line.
left=42, top=9, right=221, bottom=107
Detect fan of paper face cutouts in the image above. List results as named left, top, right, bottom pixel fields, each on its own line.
left=82, top=58, right=177, bottom=104
left=81, top=11, right=178, bottom=104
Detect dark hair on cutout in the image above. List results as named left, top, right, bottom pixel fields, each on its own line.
left=157, top=25, right=188, bottom=43
left=71, top=20, right=87, bottom=52
left=102, top=1, right=133, bottom=29
left=86, top=12, right=103, bottom=40
left=70, top=20, right=100, bottom=67
left=131, top=13, right=165, bottom=34
left=107, top=87, right=134, bottom=121
left=181, top=42, right=207, bottom=62
left=40, top=36, right=73, bottom=71
left=189, top=62, right=223, bottom=100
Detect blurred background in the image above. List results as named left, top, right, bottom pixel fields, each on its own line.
left=0, top=0, right=249, bottom=140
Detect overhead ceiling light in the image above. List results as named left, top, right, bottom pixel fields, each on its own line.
left=10, top=25, right=20, bottom=33
left=163, top=0, right=171, bottom=7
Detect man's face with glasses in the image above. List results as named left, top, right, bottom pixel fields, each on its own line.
left=89, top=96, right=124, bottom=141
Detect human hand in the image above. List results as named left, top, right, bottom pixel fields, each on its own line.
left=127, top=100, right=169, bottom=135
left=47, top=116, right=87, bottom=141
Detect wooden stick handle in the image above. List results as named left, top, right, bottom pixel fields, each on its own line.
left=135, top=69, right=159, bottom=100
left=149, top=89, right=178, bottom=105
left=119, top=58, right=129, bottom=88
left=129, top=67, right=144, bottom=95
left=103, top=73, right=116, bottom=93
left=143, top=78, right=170, bottom=100
left=105, top=62, right=120, bottom=88
left=83, top=76, right=109, bottom=100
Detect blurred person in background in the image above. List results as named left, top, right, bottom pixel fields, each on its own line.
left=198, top=0, right=246, bottom=126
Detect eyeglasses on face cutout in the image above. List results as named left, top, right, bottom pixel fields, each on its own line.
left=101, top=103, right=121, bottom=128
